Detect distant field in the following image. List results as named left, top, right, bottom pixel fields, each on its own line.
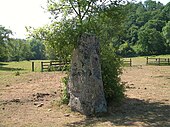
left=0, top=60, right=51, bottom=72
left=123, top=54, right=170, bottom=66
left=0, top=60, right=49, bottom=87
left=0, top=54, right=170, bottom=73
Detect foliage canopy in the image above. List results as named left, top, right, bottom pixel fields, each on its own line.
left=29, top=0, right=126, bottom=104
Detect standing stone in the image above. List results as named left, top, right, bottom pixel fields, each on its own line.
left=68, top=33, right=107, bottom=116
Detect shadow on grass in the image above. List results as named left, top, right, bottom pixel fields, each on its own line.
left=0, top=62, right=23, bottom=71
left=147, top=63, right=170, bottom=66
left=0, top=63, right=8, bottom=66
left=65, top=98, right=170, bottom=127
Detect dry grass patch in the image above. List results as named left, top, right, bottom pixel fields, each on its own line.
left=0, top=65, right=170, bottom=127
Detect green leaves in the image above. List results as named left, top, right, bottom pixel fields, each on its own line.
left=9, top=39, right=33, bottom=61
left=28, top=0, right=126, bottom=62
left=47, top=0, right=126, bottom=34
left=0, top=25, right=12, bottom=61
left=163, top=21, right=170, bottom=42
left=118, top=0, right=170, bottom=56
left=101, top=45, right=124, bottom=104
left=29, top=20, right=76, bottom=61
left=0, top=25, right=12, bottom=42
left=162, top=21, right=170, bottom=53
left=138, top=26, right=166, bottom=55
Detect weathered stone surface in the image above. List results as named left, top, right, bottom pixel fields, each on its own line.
left=68, top=33, right=107, bottom=116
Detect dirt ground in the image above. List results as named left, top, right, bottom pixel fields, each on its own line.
left=0, top=65, right=170, bottom=127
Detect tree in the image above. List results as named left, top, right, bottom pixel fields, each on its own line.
left=9, top=39, right=33, bottom=61
left=48, top=0, right=115, bottom=29
left=29, top=0, right=126, bottom=115
left=144, top=0, right=157, bottom=11
left=144, top=19, right=165, bottom=32
left=28, top=21, right=75, bottom=61
left=22, top=41, right=33, bottom=61
left=118, top=0, right=169, bottom=56
left=161, top=2, right=170, bottom=22
left=138, top=27, right=166, bottom=55
left=28, top=38, right=46, bottom=60
left=0, top=25, right=12, bottom=61
left=29, top=0, right=126, bottom=60
left=162, top=21, right=170, bottom=53
left=47, top=0, right=126, bottom=41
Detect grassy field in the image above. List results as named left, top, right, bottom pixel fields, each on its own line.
left=0, top=54, right=169, bottom=72
left=0, top=56, right=170, bottom=127
left=123, top=54, right=170, bottom=66
left=0, top=60, right=50, bottom=89
left=0, top=60, right=51, bottom=72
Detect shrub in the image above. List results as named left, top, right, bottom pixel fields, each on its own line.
left=60, top=75, right=69, bottom=104
left=100, top=45, right=125, bottom=105
left=47, top=65, right=55, bottom=72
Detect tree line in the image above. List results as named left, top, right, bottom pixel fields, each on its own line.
left=117, top=0, right=170, bottom=57
left=0, top=25, right=47, bottom=62
left=0, top=0, right=169, bottom=62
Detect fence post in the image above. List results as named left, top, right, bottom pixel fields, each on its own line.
left=41, top=62, right=43, bottom=72
left=158, top=58, right=160, bottom=65
left=130, top=58, right=132, bottom=66
left=146, top=57, right=148, bottom=65
left=32, top=62, right=34, bottom=72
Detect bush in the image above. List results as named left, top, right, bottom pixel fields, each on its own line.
left=47, top=65, right=55, bottom=72
left=60, top=75, right=69, bottom=104
left=100, top=46, right=125, bottom=105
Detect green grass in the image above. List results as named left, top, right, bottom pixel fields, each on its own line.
left=0, top=60, right=50, bottom=72
left=148, top=54, right=170, bottom=58
left=0, top=60, right=51, bottom=89
left=123, top=54, right=170, bottom=66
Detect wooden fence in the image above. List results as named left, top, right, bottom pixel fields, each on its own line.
left=31, top=57, right=169, bottom=71
left=123, top=58, right=132, bottom=66
left=146, top=57, right=170, bottom=65
left=40, top=61, right=70, bottom=72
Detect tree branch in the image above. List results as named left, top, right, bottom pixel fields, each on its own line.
left=82, top=1, right=92, bottom=20
left=77, top=1, right=82, bottom=21
left=68, top=0, right=79, bottom=17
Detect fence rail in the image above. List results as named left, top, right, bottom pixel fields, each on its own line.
left=123, top=58, right=132, bottom=66
left=41, top=60, right=70, bottom=72
left=146, top=57, right=170, bottom=65
left=31, top=57, right=170, bottom=71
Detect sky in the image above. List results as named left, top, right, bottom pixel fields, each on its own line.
left=0, top=0, right=51, bottom=39
left=0, top=0, right=169, bottom=39
left=136, top=0, right=169, bottom=4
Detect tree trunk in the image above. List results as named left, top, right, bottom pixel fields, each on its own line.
left=68, top=33, right=107, bottom=116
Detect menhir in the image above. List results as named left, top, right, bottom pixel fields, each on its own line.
left=68, top=33, right=107, bottom=116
